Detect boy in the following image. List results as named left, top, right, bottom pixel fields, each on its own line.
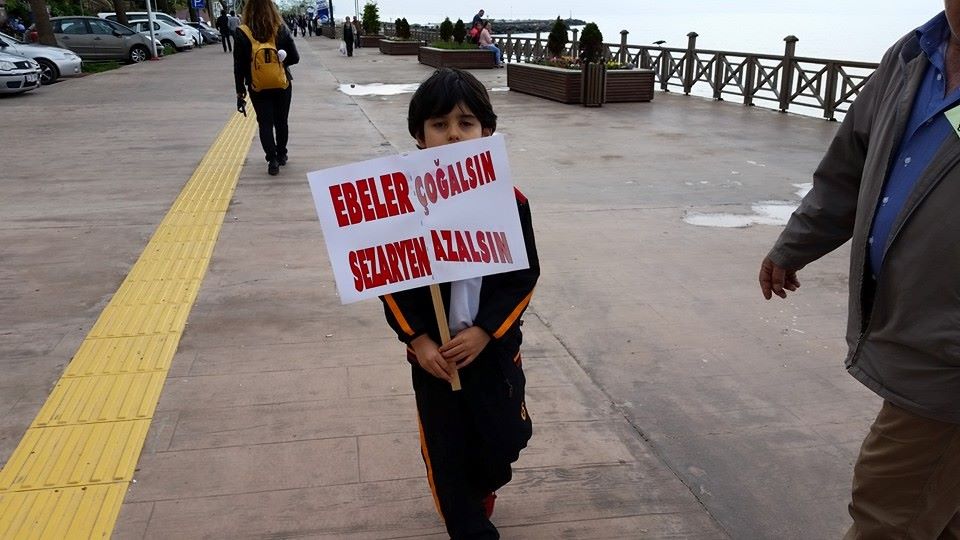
left=380, top=68, right=540, bottom=539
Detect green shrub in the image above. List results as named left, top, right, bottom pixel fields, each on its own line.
left=578, top=22, right=603, bottom=64
left=361, top=2, right=380, bottom=34
left=452, top=18, right=466, bottom=44
left=399, top=18, right=410, bottom=39
left=81, top=61, right=121, bottom=74
left=546, top=17, right=568, bottom=58
left=439, top=17, right=453, bottom=42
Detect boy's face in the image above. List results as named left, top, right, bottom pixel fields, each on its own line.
left=417, top=102, right=492, bottom=149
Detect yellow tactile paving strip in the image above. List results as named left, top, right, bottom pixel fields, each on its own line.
left=0, top=111, right=257, bottom=539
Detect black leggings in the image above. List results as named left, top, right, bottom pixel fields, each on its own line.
left=221, top=32, right=232, bottom=52
left=249, top=85, right=292, bottom=162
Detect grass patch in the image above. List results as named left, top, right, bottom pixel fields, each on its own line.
left=427, top=41, right=479, bottom=50
left=82, top=61, right=121, bottom=74
left=163, top=43, right=176, bottom=56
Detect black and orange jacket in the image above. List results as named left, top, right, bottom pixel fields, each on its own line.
left=380, top=188, right=539, bottom=352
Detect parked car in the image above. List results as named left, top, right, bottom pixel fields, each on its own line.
left=99, top=12, right=202, bottom=47
left=0, top=50, right=41, bottom=94
left=46, top=17, right=155, bottom=63
left=186, top=21, right=220, bottom=44
left=127, top=19, right=192, bottom=51
left=0, top=31, right=81, bottom=84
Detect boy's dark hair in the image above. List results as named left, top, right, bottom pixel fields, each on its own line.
left=408, top=68, right=497, bottom=142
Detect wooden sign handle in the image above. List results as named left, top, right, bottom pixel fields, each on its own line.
left=430, top=284, right=462, bottom=391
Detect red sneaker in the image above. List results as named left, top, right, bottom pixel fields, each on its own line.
left=482, top=492, right=497, bottom=519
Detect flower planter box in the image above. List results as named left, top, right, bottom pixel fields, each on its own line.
left=506, top=63, right=581, bottom=103
left=359, top=34, right=385, bottom=47
left=379, top=39, right=421, bottom=55
left=320, top=25, right=336, bottom=39
left=507, top=63, right=655, bottom=104
left=418, top=46, right=497, bottom=69
left=606, top=68, right=655, bottom=103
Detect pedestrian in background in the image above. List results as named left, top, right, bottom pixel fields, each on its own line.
left=216, top=10, right=232, bottom=52
left=227, top=10, right=240, bottom=39
left=342, top=16, right=354, bottom=57
left=760, top=2, right=960, bottom=537
left=233, top=0, right=299, bottom=176
left=353, top=16, right=362, bottom=48
left=471, top=8, right=484, bottom=28
left=478, top=20, right=502, bottom=67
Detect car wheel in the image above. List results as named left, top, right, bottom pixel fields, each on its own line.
left=129, top=45, right=149, bottom=63
left=37, top=59, right=59, bottom=85
left=161, top=39, right=175, bottom=50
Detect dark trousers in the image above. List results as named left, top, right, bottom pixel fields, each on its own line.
left=221, top=32, right=232, bottom=52
left=249, top=85, right=292, bottom=163
left=344, top=33, right=353, bottom=56
left=412, top=341, right=531, bottom=539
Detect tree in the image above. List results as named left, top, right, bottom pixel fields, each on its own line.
left=546, top=16, right=567, bottom=58
left=361, top=1, right=379, bottom=35
left=112, top=0, right=129, bottom=25
left=452, top=18, right=465, bottom=44
left=439, top=17, right=452, bottom=42
left=578, top=22, right=604, bottom=64
left=27, top=0, right=55, bottom=46
left=398, top=17, right=410, bottom=39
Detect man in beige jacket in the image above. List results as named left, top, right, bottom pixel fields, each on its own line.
left=761, top=2, right=960, bottom=537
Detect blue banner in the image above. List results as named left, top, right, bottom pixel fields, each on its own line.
left=314, top=0, right=330, bottom=23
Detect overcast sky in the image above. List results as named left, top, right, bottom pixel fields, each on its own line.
left=360, top=0, right=942, bottom=61
left=372, top=0, right=938, bottom=23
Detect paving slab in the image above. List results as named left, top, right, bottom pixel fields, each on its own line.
left=0, top=29, right=880, bottom=539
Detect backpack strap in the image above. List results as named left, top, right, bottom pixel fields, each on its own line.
left=237, top=23, right=255, bottom=44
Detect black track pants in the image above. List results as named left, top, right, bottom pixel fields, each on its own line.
left=412, top=341, right=531, bottom=539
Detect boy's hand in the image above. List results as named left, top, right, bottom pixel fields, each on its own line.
left=411, top=334, right=454, bottom=382
left=440, top=326, right=491, bottom=369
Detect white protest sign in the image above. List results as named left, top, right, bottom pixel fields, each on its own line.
left=308, top=134, right=529, bottom=304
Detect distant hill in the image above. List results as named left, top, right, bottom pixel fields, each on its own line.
left=490, top=19, right=587, bottom=34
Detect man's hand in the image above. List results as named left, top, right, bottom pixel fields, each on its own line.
left=411, top=334, right=454, bottom=382
left=759, top=256, right=800, bottom=299
left=440, top=326, right=491, bottom=369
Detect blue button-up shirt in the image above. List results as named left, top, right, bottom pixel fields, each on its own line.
left=868, top=12, right=960, bottom=278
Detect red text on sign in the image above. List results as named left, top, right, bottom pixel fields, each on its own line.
left=330, top=172, right=416, bottom=227
left=431, top=229, right=513, bottom=264
left=349, top=236, right=432, bottom=292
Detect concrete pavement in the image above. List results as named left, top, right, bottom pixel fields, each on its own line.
left=1, top=33, right=872, bottom=539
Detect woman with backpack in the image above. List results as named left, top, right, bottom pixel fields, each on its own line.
left=234, top=0, right=299, bottom=175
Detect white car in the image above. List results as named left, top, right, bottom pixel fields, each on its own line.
left=127, top=19, right=193, bottom=51
left=0, top=50, right=41, bottom=94
left=99, top=12, right=202, bottom=46
left=0, top=31, right=81, bottom=84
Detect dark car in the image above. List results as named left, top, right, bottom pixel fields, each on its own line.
left=187, top=22, right=221, bottom=44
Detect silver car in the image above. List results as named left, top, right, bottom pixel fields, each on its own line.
left=127, top=19, right=193, bottom=51
left=0, top=31, right=81, bottom=84
left=0, top=50, right=41, bottom=94
left=100, top=12, right=202, bottom=47
left=48, top=16, right=154, bottom=63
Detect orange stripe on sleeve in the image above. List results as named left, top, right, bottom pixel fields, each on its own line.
left=493, top=289, right=534, bottom=338
left=384, top=294, right=415, bottom=336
